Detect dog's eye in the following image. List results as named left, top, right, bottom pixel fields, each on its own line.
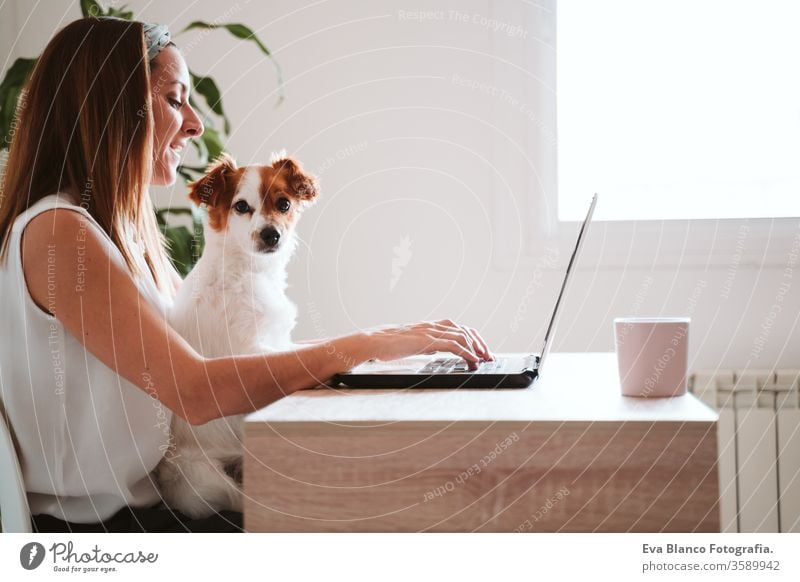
left=276, top=198, right=291, bottom=213
left=233, top=200, right=251, bottom=214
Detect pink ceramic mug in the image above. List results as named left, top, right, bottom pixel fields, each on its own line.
left=614, top=317, right=689, bottom=398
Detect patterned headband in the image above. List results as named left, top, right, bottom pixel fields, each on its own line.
left=97, top=17, right=171, bottom=61
left=142, top=22, right=171, bottom=61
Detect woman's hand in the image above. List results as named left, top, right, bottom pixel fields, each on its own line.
left=363, top=319, right=495, bottom=370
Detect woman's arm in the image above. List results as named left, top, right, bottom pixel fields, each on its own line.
left=22, top=209, right=490, bottom=425
left=21, top=209, right=370, bottom=425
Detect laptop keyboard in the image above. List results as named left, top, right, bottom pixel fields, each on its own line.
left=419, top=357, right=504, bottom=374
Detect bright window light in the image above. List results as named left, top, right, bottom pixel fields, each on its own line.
left=557, top=0, right=800, bottom=221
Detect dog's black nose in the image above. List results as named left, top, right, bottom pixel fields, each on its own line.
left=260, top=226, right=281, bottom=247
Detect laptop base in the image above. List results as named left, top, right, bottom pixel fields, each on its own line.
left=333, top=354, right=539, bottom=389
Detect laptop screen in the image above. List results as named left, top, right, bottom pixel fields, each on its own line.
left=536, top=194, right=597, bottom=373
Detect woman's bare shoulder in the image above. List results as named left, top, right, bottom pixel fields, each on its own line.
left=22, top=206, right=99, bottom=247
left=21, top=207, right=112, bottom=313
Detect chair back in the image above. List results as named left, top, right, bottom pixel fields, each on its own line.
left=0, top=401, right=32, bottom=533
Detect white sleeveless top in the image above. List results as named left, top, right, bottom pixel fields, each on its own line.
left=0, top=193, right=174, bottom=524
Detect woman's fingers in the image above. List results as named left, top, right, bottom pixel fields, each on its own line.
left=427, top=331, right=479, bottom=359
left=432, top=319, right=492, bottom=361
left=401, top=319, right=494, bottom=364
left=465, top=326, right=494, bottom=360
left=433, top=319, right=472, bottom=346
left=432, top=339, right=480, bottom=368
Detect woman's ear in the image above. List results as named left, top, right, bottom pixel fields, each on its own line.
left=188, top=152, right=238, bottom=207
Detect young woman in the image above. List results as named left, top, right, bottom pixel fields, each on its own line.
left=0, top=17, right=494, bottom=532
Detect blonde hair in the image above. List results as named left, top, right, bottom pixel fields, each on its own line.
left=0, top=17, right=174, bottom=294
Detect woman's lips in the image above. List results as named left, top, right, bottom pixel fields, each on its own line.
left=168, top=143, right=183, bottom=163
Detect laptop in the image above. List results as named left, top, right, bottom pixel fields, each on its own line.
left=332, top=194, right=597, bottom=389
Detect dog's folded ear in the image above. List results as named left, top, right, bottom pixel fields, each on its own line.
left=188, top=152, right=238, bottom=207
left=270, top=155, right=320, bottom=204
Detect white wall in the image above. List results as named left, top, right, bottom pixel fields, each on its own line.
left=2, top=0, right=798, bottom=371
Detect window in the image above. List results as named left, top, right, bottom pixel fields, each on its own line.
left=557, top=0, right=800, bottom=222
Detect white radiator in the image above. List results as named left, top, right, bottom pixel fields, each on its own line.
left=690, top=369, right=800, bottom=533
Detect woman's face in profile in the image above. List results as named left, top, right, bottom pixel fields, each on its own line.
left=149, top=46, right=204, bottom=186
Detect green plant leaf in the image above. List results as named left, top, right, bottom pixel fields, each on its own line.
left=161, top=225, right=193, bottom=276
left=180, top=21, right=284, bottom=105
left=189, top=131, right=209, bottom=164
left=2, top=87, right=21, bottom=145
left=107, top=5, right=134, bottom=19
left=181, top=21, right=273, bottom=55
left=80, top=0, right=103, bottom=17
left=0, top=57, right=36, bottom=92
left=177, top=164, right=206, bottom=183
left=80, top=0, right=133, bottom=19
left=0, top=57, right=36, bottom=148
left=156, top=207, right=195, bottom=222
left=180, top=164, right=209, bottom=174
left=156, top=207, right=205, bottom=276
left=185, top=93, right=226, bottom=167
left=200, top=125, right=225, bottom=164
left=190, top=72, right=230, bottom=134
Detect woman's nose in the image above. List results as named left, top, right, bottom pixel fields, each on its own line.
left=184, top=104, right=204, bottom=138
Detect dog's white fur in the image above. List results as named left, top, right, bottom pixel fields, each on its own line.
left=156, top=159, right=311, bottom=519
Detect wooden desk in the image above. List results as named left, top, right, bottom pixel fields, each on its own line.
left=243, top=353, right=720, bottom=532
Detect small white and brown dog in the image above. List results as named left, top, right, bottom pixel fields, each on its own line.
left=155, top=151, right=319, bottom=519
